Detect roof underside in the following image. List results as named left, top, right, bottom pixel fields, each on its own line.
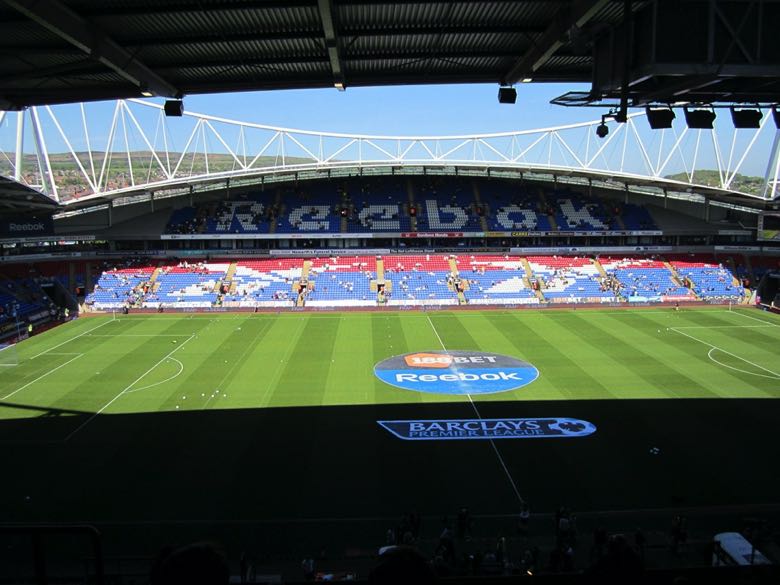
left=4, top=0, right=779, bottom=110
left=0, top=0, right=634, bottom=108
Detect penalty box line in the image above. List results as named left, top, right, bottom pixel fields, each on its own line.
left=64, top=334, right=196, bottom=442
left=31, top=319, right=113, bottom=359
left=426, top=314, right=525, bottom=507
left=727, top=308, right=780, bottom=328
left=670, top=327, right=780, bottom=379
left=0, top=353, right=84, bottom=401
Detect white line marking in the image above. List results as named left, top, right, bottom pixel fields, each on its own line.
left=32, top=319, right=112, bottom=359
left=426, top=314, right=525, bottom=505
left=85, top=334, right=192, bottom=337
left=674, top=325, right=774, bottom=329
left=707, top=348, right=780, bottom=381
left=65, top=335, right=195, bottom=441
left=1, top=354, right=84, bottom=400
left=124, top=358, right=185, bottom=393
left=671, top=327, right=780, bottom=379
left=727, top=309, right=780, bottom=327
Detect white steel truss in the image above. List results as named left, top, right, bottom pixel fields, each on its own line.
left=1, top=98, right=779, bottom=205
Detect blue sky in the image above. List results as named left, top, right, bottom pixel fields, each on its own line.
left=2, top=82, right=776, bottom=177
left=182, top=82, right=595, bottom=135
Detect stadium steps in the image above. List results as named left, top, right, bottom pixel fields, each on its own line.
left=664, top=261, right=686, bottom=287
left=294, top=262, right=312, bottom=307
left=722, top=257, right=743, bottom=288
left=214, top=262, right=239, bottom=294
left=269, top=191, right=282, bottom=234
left=225, top=262, right=237, bottom=281
left=471, top=181, right=490, bottom=232
left=537, top=188, right=559, bottom=231
left=519, top=258, right=546, bottom=301
left=743, top=254, right=756, bottom=284
left=666, top=261, right=701, bottom=300
left=447, top=258, right=468, bottom=304
left=375, top=258, right=385, bottom=282
left=148, top=266, right=163, bottom=285
left=406, top=180, right=418, bottom=231
left=520, top=257, right=535, bottom=280
left=592, top=258, right=608, bottom=278
left=520, top=256, right=544, bottom=301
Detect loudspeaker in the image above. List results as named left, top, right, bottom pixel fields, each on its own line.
left=498, top=87, right=517, bottom=104
left=164, top=100, right=184, bottom=117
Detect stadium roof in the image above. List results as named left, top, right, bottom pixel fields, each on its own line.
left=0, top=175, right=60, bottom=212
left=3, top=0, right=778, bottom=110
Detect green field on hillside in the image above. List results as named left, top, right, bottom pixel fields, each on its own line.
left=1, top=306, right=779, bottom=555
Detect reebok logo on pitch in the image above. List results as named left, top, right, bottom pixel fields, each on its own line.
left=375, top=350, right=539, bottom=395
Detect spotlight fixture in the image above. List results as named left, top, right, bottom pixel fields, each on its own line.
left=139, top=86, right=154, bottom=98
left=164, top=99, right=184, bottom=117
left=498, top=86, right=517, bottom=104
left=645, top=107, right=676, bottom=129
left=683, top=106, right=716, bottom=129
left=730, top=107, right=762, bottom=129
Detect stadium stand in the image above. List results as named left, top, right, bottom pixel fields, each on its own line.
left=460, top=255, right=539, bottom=305
left=162, top=179, right=660, bottom=236
left=79, top=253, right=758, bottom=310
left=221, top=259, right=299, bottom=307
left=599, top=256, right=693, bottom=302
left=667, top=254, right=744, bottom=300
left=384, top=255, right=458, bottom=306
left=344, top=181, right=412, bottom=233
left=86, top=265, right=155, bottom=309
left=307, top=256, right=376, bottom=306
left=149, top=262, right=228, bottom=308
left=526, top=255, right=617, bottom=302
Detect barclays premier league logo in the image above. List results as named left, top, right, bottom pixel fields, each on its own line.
left=378, top=418, right=597, bottom=441
left=374, top=350, right=539, bottom=395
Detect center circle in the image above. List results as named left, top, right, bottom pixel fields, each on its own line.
left=374, top=350, right=539, bottom=395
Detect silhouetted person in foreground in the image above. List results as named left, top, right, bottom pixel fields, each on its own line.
left=369, top=546, right=437, bottom=585
left=588, top=534, right=643, bottom=585
left=150, top=542, right=230, bottom=585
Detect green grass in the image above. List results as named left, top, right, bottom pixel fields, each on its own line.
left=1, top=306, right=778, bottom=424
left=1, top=305, right=780, bottom=555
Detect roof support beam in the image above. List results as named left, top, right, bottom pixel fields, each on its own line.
left=1, top=0, right=179, bottom=97
left=502, top=0, right=610, bottom=85
left=317, top=0, right=345, bottom=88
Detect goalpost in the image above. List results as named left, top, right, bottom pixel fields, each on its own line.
left=0, top=317, right=24, bottom=366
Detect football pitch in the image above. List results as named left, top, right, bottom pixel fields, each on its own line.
left=1, top=306, right=779, bottom=553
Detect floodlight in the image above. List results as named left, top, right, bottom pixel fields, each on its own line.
left=498, top=86, right=517, bottom=104
left=645, top=107, right=676, bottom=129
left=730, top=107, right=762, bottom=129
left=683, top=107, right=716, bottom=129
left=164, top=100, right=184, bottom=117
left=596, top=122, right=609, bottom=138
